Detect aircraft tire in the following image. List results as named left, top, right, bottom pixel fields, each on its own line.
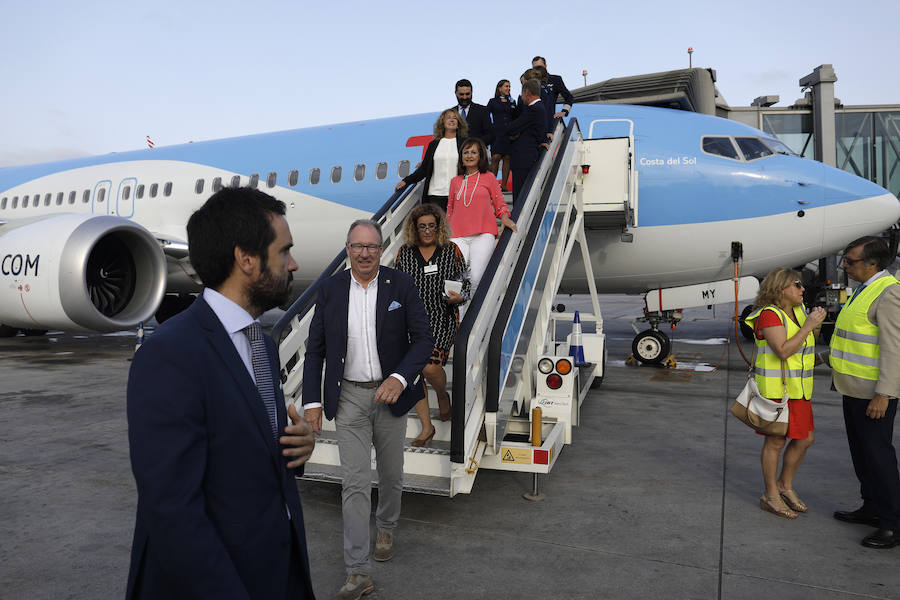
left=739, top=305, right=755, bottom=341
left=0, top=324, right=19, bottom=337
left=632, top=330, right=670, bottom=365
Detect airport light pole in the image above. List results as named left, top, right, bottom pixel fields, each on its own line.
left=688, top=47, right=693, bottom=68
left=582, top=69, right=588, bottom=86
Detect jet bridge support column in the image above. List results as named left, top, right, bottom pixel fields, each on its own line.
left=800, top=64, right=839, bottom=284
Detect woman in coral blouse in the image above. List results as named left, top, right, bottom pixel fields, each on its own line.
left=447, top=138, right=517, bottom=305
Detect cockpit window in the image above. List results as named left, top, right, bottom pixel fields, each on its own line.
left=735, top=137, right=774, bottom=161
left=702, top=136, right=739, bottom=160
left=761, top=137, right=796, bottom=156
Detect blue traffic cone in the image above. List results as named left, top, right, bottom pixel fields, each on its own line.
left=569, top=311, right=586, bottom=366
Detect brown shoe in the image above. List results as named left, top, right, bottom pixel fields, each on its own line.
left=373, top=530, right=394, bottom=562
left=333, top=573, right=374, bottom=600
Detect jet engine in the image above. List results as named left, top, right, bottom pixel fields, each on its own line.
left=0, top=214, right=166, bottom=333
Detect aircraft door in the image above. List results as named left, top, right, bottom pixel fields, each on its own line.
left=581, top=137, right=635, bottom=229
left=116, top=177, right=137, bottom=218
left=92, top=180, right=112, bottom=215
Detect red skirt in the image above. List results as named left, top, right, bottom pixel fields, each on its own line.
left=757, top=398, right=814, bottom=439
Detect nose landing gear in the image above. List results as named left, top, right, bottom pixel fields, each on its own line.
left=631, top=328, right=671, bottom=364
left=630, top=309, right=682, bottom=365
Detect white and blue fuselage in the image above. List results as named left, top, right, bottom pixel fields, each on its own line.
left=0, top=103, right=896, bottom=331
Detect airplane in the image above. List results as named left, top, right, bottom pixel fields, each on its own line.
left=1, top=103, right=898, bottom=359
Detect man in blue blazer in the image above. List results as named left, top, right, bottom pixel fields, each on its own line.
left=302, top=219, right=432, bottom=600
left=126, top=187, right=316, bottom=599
left=508, top=78, right=548, bottom=203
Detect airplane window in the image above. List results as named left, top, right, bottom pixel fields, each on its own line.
left=289, top=170, right=299, bottom=186
left=0, top=198, right=5, bottom=210
left=735, top=137, right=774, bottom=161
left=122, top=186, right=131, bottom=201
left=331, top=166, right=342, bottom=183
left=376, top=162, right=388, bottom=180
left=267, top=172, right=277, bottom=188
left=23, top=195, right=29, bottom=208
left=701, top=137, right=739, bottom=160
left=164, top=182, right=173, bottom=196
left=232, top=175, right=242, bottom=188
left=195, top=179, right=204, bottom=194
left=97, top=188, right=106, bottom=203
left=12, top=197, right=18, bottom=209
left=309, top=168, right=320, bottom=185
left=398, top=160, right=410, bottom=178
left=82, top=190, right=90, bottom=203
left=69, top=191, right=77, bottom=204
left=44, top=193, right=52, bottom=206
left=212, top=177, right=222, bottom=192
left=56, top=192, right=64, bottom=205
left=249, top=174, right=258, bottom=188
left=150, top=184, right=158, bottom=198
left=135, top=185, right=144, bottom=199
left=761, top=137, right=796, bottom=156
left=354, top=164, right=365, bottom=182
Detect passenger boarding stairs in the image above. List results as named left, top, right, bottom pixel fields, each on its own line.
left=273, top=117, right=630, bottom=496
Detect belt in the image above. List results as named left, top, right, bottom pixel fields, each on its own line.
left=345, top=379, right=383, bottom=389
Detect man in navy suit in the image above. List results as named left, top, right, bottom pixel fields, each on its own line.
left=303, top=219, right=432, bottom=600
left=126, top=187, right=316, bottom=599
left=454, top=78, right=495, bottom=148
left=508, top=78, right=548, bottom=203
left=532, top=56, right=575, bottom=119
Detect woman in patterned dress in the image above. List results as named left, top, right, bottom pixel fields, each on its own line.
left=395, top=204, right=470, bottom=446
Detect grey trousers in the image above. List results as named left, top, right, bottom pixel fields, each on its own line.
left=335, top=381, right=406, bottom=574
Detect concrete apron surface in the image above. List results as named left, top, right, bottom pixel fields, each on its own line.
left=0, top=295, right=897, bottom=599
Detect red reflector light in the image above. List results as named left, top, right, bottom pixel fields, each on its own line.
left=581, top=164, right=590, bottom=174
left=534, top=449, right=550, bottom=465
left=546, top=374, right=562, bottom=389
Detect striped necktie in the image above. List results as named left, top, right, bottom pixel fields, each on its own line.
left=243, top=322, right=278, bottom=441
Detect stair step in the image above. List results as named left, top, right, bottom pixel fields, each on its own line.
left=299, top=463, right=451, bottom=496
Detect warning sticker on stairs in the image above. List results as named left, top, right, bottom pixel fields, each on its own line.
left=500, top=447, right=532, bottom=464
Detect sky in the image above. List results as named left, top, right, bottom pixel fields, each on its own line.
left=1, top=0, right=898, bottom=168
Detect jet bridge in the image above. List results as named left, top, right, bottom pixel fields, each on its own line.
left=272, top=117, right=626, bottom=496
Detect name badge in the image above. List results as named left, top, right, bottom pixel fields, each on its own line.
left=424, top=264, right=438, bottom=275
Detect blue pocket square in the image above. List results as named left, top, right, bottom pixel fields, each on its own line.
left=388, top=300, right=402, bottom=311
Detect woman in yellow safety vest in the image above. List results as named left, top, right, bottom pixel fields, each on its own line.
left=744, top=268, right=826, bottom=519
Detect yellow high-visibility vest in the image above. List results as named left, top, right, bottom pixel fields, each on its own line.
left=830, top=275, right=900, bottom=381
left=744, top=305, right=815, bottom=399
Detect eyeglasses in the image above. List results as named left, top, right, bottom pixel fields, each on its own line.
left=348, top=243, right=382, bottom=254
left=417, top=223, right=437, bottom=231
left=842, top=255, right=864, bottom=265
left=792, top=281, right=804, bottom=289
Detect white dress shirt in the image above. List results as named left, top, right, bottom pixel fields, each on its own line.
left=344, top=270, right=407, bottom=388
left=202, top=287, right=257, bottom=384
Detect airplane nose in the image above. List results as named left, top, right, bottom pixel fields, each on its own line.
left=823, top=165, right=900, bottom=249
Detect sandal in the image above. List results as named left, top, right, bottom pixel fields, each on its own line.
left=778, top=488, right=808, bottom=513
left=759, top=495, right=798, bottom=519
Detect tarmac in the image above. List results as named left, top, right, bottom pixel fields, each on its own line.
left=1, top=294, right=898, bottom=600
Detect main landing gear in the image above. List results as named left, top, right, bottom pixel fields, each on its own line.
left=631, top=309, right=681, bottom=365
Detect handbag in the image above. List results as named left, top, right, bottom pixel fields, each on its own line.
left=730, top=357, right=790, bottom=436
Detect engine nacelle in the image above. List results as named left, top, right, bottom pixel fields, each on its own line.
left=0, top=214, right=166, bottom=332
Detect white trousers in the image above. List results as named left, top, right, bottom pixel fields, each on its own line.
left=451, top=232, right=496, bottom=320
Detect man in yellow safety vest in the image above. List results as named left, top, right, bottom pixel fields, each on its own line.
left=830, top=236, right=900, bottom=549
